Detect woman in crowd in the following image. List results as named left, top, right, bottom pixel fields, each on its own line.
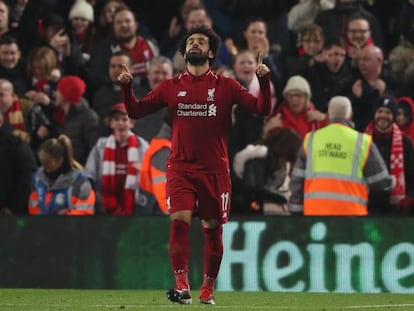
left=28, top=134, right=95, bottom=215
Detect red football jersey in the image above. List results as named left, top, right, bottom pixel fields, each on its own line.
left=122, top=69, right=271, bottom=173
left=121, top=36, right=155, bottom=78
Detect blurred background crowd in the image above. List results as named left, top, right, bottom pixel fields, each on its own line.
left=1, top=0, right=414, bottom=216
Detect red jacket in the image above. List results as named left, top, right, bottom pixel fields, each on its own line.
left=397, top=96, right=414, bottom=145
left=271, top=101, right=325, bottom=138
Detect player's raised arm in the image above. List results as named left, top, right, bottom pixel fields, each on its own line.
left=117, top=64, right=133, bottom=84
left=118, top=63, right=165, bottom=119
left=256, top=52, right=270, bottom=77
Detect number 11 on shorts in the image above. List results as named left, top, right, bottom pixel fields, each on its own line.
left=221, top=192, right=229, bottom=218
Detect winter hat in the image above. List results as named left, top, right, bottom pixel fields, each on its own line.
left=397, top=97, right=413, bottom=118
left=57, top=76, right=86, bottom=104
left=328, top=96, right=352, bottom=120
left=374, top=95, right=399, bottom=121
left=109, top=103, right=128, bottom=117
left=283, top=75, right=311, bottom=99
left=69, top=0, right=94, bottom=22
left=42, top=13, right=65, bottom=31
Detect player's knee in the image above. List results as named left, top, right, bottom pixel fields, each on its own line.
left=201, top=218, right=220, bottom=229
left=170, top=210, right=192, bottom=224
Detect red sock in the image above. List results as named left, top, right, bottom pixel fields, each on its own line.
left=201, top=226, right=223, bottom=290
left=169, top=220, right=190, bottom=290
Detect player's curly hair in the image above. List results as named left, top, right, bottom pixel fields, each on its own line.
left=179, top=26, right=221, bottom=66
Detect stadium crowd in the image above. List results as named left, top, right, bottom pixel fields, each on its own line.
left=1, top=0, right=414, bottom=216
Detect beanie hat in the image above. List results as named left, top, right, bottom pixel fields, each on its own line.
left=57, top=76, right=86, bottom=104
left=283, top=75, right=311, bottom=99
left=398, top=100, right=412, bottom=118
left=43, top=13, right=65, bottom=31
left=374, top=95, right=399, bottom=121
left=69, top=0, right=94, bottom=22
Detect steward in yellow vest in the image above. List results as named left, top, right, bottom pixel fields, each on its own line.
left=289, top=96, right=393, bottom=215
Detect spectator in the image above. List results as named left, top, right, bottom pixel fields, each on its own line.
left=25, top=45, right=60, bottom=97
left=287, top=0, right=335, bottom=33
left=365, top=95, right=414, bottom=215
left=388, top=35, right=414, bottom=97
left=138, top=118, right=171, bottom=215
left=170, top=6, right=234, bottom=73
left=346, top=16, right=375, bottom=69
left=351, top=45, right=389, bottom=131
left=53, top=75, right=99, bottom=165
left=229, top=49, right=276, bottom=161
left=35, top=12, right=86, bottom=77
left=217, top=0, right=295, bottom=58
left=88, top=7, right=159, bottom=92
left=95, top=0, right=128, bottom=41
left=92, top=50, right=136, bottom=136
left=0, top=35, right=29, bottom=96
left=289, top=96, right=393, bottom=215
left=396, top=96, right=414, bottom=144
left=9, top=0, right=28, bottom=31
left=16, top=0, right=73, bottom=55
left=67, top=0, right=96, bottom=65
left=395, top=0, right=414, bottom=47
left=232, top=128, right=302, bottom=215
left=85, top=103, right=148, bottom=215
left=129, top=0, right=184, bottom=45
left=0, top=78, right=29, bottom=142
left=262, top=75, right=326, bottom=140
left=236, top=17, right=285, bottom=96
left=28, top=134, right=95, bottom=215
left=160, top=2, right=206, bottom=60
left=314, top=0, right=383, bottom=50
left=303, top=37, right=354, bottom=113
left=133, top=56, right=173, bottom=142
left=364, top=0, right=403, bottom=55
left=0, top=1, right=16, bottom=39
left=0, top=109, right=37, bottom=215
left=25, top=46, right=61, bottom=153
left=286, top=23, right=325, bottom=77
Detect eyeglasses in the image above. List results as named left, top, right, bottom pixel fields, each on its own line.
left=347, top=29, right=370, bottom=35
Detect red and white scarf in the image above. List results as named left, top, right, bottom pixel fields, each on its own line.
left=101, top=132, right=139, bottom=214
left=4, top=100, right=25, bottom=130
left=365, top=123, right=405, bottom=201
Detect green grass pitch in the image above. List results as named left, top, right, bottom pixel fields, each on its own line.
left=0, top=289, right=413, bottom=310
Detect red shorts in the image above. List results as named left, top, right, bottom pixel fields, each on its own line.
left=166, top=170, right=232, bottom=223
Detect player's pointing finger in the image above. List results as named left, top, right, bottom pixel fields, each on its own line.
left=258, top=52, right=264, bottom=66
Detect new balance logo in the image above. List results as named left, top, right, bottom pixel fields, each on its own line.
left=177, top=91, right=187, bottom=97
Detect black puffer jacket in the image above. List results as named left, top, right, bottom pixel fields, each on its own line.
left=0, top=122, right=37, bottom=213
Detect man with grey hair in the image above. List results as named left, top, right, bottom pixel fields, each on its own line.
left=289, top=96, right=393, bottom=215
left=328, top=95, right=352, bottom=119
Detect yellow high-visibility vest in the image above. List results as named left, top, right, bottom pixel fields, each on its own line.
left=303, top=123, right=372, bottom=215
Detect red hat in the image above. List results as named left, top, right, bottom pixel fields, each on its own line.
left=109, top=103, right=128, bottom=116
left=57, top=76, right=86, bottom=104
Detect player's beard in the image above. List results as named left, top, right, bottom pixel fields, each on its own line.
left=184, top=51, right=209, bottom=66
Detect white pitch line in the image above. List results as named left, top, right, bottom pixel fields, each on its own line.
left=334, top=304, right=414, bottom=309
